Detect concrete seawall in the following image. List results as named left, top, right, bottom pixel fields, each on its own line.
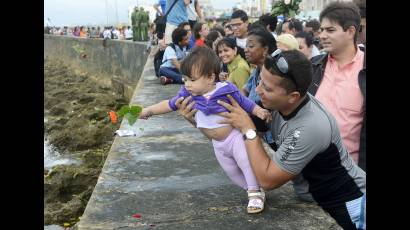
left=44, top=35, right=149, bottom=101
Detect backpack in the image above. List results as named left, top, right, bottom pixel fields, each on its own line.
left=154, top=43, right=176, bottom=77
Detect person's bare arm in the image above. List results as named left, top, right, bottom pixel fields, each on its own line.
left=195, top=0, right=203, bottom=20
left=153, top=3, right=163, bottom=16
left=139, top=100, right=172, bottom=119
left=184, top=0, right=190, bottom=5
left=217, top=95, right=295, bottom=190
left=252, top=104, right=272, bottom=123
left=171, top=58, right=181, bottom=70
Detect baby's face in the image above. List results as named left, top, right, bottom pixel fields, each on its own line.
left=183, top=73, right=215, bottom=96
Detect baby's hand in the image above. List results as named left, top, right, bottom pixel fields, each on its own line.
left=219, top=72, right=228, bottom=82
left=139, top=108, right=153, bottom=119
left=256, top=108, right=272, bottom=123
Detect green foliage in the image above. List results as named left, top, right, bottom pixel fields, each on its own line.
left=116, top=105, right=142, bottom=126
left=72, top=44, right=85, bottom=55
left=271, top=0, right=302, bottom=17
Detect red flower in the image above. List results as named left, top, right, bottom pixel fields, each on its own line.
left=109, top=111, right=117, bottom=124
left=132, top=213, right=142, bottom=218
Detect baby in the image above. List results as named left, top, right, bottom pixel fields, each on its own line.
left=139, top=46, right=270, bottom=213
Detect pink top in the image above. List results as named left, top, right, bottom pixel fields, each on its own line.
left=315, top=47, right=365, bottom=163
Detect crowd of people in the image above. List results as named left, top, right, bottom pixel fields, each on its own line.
left=44, top=25, right=146, bottom=41
left=145, top=0, right=366, bottom=229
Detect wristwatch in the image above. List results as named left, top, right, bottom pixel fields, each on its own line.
left=243, top=129, right=257, bottom=140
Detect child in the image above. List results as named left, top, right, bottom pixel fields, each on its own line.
left=139, top=46, right=270, bottom=214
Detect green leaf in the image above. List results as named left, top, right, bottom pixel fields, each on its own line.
left=117, top=105, right=130, bottom=117
left=289, top=9, right=296, bottom=17
left=125, top=113, right=137, bottom=126
left=129, top=105, right=142, bottom=116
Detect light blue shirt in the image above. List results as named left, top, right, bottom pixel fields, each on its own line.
left=166, top=0, right=188, bottom=26
left=160, top=45, right=187, bottom=68
left=158, top=0, right=166, bottom=14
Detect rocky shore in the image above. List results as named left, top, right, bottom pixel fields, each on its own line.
left=44, top=59, right=127, bottom=227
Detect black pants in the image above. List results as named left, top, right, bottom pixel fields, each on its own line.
left=322, top=204, right=358, bottom=230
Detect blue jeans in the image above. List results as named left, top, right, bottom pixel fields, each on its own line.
left=322, top=194, right=366, bottom=230
left=159, top=67, right=183, bottom=84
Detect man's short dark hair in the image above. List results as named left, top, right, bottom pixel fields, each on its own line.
left=259, top=13, right=277, bottom=32
left=295, top=31, right=314, bottom=47
left=178, top=22, right=190, bottom=29
left=264, top=50, right=312, bottom=96
left=212, top=25, right=225, bottom=37
left=285, top=18, right=303, bottom=33
left=305, top=19, right=320, bottom=32
left=320, top=2, right=361, bottom=43
left=231, top=9, right=248, bottom=22
left=172, top=28, right=188, bottom=44
left=180, top=46, right=221, bottom=80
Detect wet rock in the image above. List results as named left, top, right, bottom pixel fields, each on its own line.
left=44, top=59, right=123, bottom=226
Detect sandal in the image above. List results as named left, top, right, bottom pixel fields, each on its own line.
left=247, top=190, right=266, bottom=214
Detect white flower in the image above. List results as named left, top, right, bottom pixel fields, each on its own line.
left=284, top=0, right=291, bottom=5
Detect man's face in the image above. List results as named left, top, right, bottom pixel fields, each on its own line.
left=255, top=66, right=290, bottom=111
left=183, top=25, right=192, bottom=37
left=319, top=18, right=355, bottom=54
left=296, top=37, right=312, bottom=59
left=230, top=18, right=248, bottom=38
left=179, top=34, right=190, bottom=47
left=281, top=22, right=295, bottom=35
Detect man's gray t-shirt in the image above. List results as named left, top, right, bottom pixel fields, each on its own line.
left=267, top=93, right=366, bottom=208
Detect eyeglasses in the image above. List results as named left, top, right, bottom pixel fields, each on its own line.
left=230, top=22, right=243, bottom=29
left=269, top=49, right=299, bottom=90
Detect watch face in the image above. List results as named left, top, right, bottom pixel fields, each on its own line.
left=246, top=129, right=257, bottom=139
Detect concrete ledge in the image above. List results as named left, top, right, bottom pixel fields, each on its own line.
left=44, top=35, right=149, bottom=101
left=77, top=48, right=342, bottom=230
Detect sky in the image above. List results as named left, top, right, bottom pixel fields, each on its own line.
left=44, top=0, right=238, bottom=26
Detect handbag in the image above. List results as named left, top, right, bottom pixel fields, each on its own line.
left=155, top=0, right=179, bottom=36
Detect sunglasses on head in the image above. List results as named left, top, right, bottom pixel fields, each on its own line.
left=268, top=49, right=299, bottom=90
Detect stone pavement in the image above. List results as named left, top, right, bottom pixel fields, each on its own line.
left=77, top=48, right=342, bottom=230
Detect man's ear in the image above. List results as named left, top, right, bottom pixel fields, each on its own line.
left=288, top=91, right=301, bottom=104
left=347, top=25, right=357, bottom=40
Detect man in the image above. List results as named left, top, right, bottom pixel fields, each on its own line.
left=163, top=0, right=190, bottom=45
left=295, top=31, right=321, bottom=60
left=159, top=28, right=190, bottom=85
left=304, top=19, right=321, bottom=49
left=176, top=49, right=366, bottom=229
left=131, top=7, right=140, bottom=41
left=230, top=10, right=249, bottom=50
left=187, top=0, right=203, bottom=29
left=259, top=13, right=278, bottom=39
left=124, top=26, right=133, bottom=40
left=178, top=22, right=194, bottom=49
left=308, top=2, right=366, bottom=171
left=281, top=18, right=303, bottom=36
